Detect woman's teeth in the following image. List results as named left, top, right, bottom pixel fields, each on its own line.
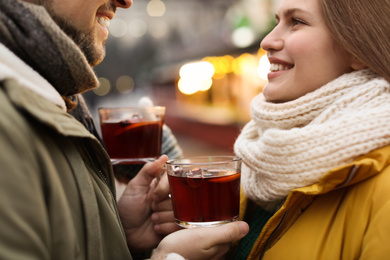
left=96, top=16, right=110, bottom=28
left=270, top=63, right=290, bottom=72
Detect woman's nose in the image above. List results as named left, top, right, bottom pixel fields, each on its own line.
left=113, top=0, right=133, bottom=9
left=260, top=27, right=283, bottom=52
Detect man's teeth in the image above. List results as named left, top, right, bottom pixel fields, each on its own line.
left=96, top=17, right=110, bottom=28
left=270, top=63, right=290, bottom=72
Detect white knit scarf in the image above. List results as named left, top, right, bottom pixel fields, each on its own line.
left=234, top=69, right=390, bottom=209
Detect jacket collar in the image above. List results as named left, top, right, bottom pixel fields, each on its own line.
left=312, top=145, right=390, bottom=193
left=0, top=43, right=66, bottom=111
left=240, top=144, right=390, bottom=217
left=3, top=78, right=95, bottom=139
left=0, top=42, right=96, bottom=139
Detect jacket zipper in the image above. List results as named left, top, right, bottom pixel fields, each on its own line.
left=259, top=210, right=289, bottom=260
left=97, top=169, right=117, bottom=202
left=87, top=143, right=128, bottom=238
left=96, top=167, right=128, bottom=239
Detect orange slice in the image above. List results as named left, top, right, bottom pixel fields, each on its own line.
left=114, top=121, right=162, bottom=136
left=208, top=172, right=241, bottom=183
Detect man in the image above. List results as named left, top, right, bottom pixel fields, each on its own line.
left=0, top=0, right=248, bottom=259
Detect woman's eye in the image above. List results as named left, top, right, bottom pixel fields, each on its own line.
left=292, top=18, right=305, bottom=25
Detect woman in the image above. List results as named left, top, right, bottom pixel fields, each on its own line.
left=233, top=0, right=390, bottom=259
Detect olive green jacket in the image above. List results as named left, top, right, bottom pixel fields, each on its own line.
left=0, top=45, right=132, bottom=259
left=240, top=145, right=390, bottom=259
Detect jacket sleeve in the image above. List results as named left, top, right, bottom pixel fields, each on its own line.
left=161, top=125, right=183, bottom=160
left=0, top=88, right=50, bottom=259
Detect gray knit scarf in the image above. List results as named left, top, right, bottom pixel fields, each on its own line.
left=0, top=0, right=98, bottom=100
left=0, top=0, right=101, bottom=137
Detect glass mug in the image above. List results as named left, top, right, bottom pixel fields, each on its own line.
left=166, top=156, right=241, bottom=228
left=99, top=106, right=165, bottom=183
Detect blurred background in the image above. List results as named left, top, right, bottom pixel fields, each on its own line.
left=85, top=0, right=278, bottom=157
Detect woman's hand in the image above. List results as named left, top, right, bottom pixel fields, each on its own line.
left=152, top=221, right=249, bottom=260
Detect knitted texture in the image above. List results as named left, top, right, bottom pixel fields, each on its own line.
left=234, top=69, right=390, bottom=204
left=162, top=125, right=183, bottom=159
left=0, top=0, right=98, bottom=98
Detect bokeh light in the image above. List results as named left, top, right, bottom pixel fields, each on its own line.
left=147, top=0, right=166, bottom=17
left=178, top=61, right=215, bottom=95
left=109, top=19, right=128, bottom=38
left=231, top=27, right=255, bottom=48
left=257, top=54, right=270, bottom=80
left=128, top=19, right=147, bottom=38
left=94, top=77, right=111, bottom=96
left=116, top=75, right=135, bottom=94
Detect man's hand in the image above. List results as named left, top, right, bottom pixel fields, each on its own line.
left=117, top=155, right=180, bottom=252
left=152, top=221, right=249, bottom=260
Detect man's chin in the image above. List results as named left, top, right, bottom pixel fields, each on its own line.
left=90, top=56, right=105, bottom=67
left=46, top=8, right=104, bottom=66
left=88, top=47, right=106, bottom=67
left=79, top=41, right=106, bottom=67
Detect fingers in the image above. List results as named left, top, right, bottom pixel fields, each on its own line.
left=195, top=221, right=249, bottom=258
left=154, top=221, right=181, bottom=235
left=153, top=171, right=170, bottom=202
left=198, top=221, right=249, bottom=252
left=151, top=207, right=179, bottom=235
left=151, top=210, right=175, bottom=224
left=154, top=222, right=181, bottom=235
left=130, top=155, right=168, bottom=187
left=214, top=221, right=249, bottom=244
left=151, top=198, right=172, bottom=212
left=152, top=221, right=249, bottom=260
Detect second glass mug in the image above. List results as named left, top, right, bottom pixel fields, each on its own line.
left=98, top=106, right=165, bottom=183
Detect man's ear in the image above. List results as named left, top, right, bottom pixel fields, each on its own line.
left=350, top=56, right=367, bottom=71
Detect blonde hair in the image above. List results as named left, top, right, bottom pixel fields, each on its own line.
left=320, top=0, right=390, bottom=83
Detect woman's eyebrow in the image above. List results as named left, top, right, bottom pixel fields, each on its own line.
left=285, top=8, right=299, bottom=16
left=275, top=8, right=308, bottom=21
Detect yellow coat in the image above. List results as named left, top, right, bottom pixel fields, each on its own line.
left=240, top=145, right=390, bottom=259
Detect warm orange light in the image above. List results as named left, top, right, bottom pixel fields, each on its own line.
left=178, top=61, right=215, bottom=95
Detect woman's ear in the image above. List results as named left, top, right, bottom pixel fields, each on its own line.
left=350, top=56, right=367, bottom=71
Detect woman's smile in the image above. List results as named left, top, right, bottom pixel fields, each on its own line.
left=261, top=0, right=354, bottom=103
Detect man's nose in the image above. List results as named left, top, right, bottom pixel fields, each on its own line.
left=113, top=0, right=133, bottom=9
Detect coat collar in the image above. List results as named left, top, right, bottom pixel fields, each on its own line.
left=0, top=43, right=66, bottom=111
left=239, top=144, right=390, bottom=219
left=300, top=145, right=390, bottom=195
left=3, top=78, right=95, bottom=139
left=0, top=42, right=94, bottom=139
